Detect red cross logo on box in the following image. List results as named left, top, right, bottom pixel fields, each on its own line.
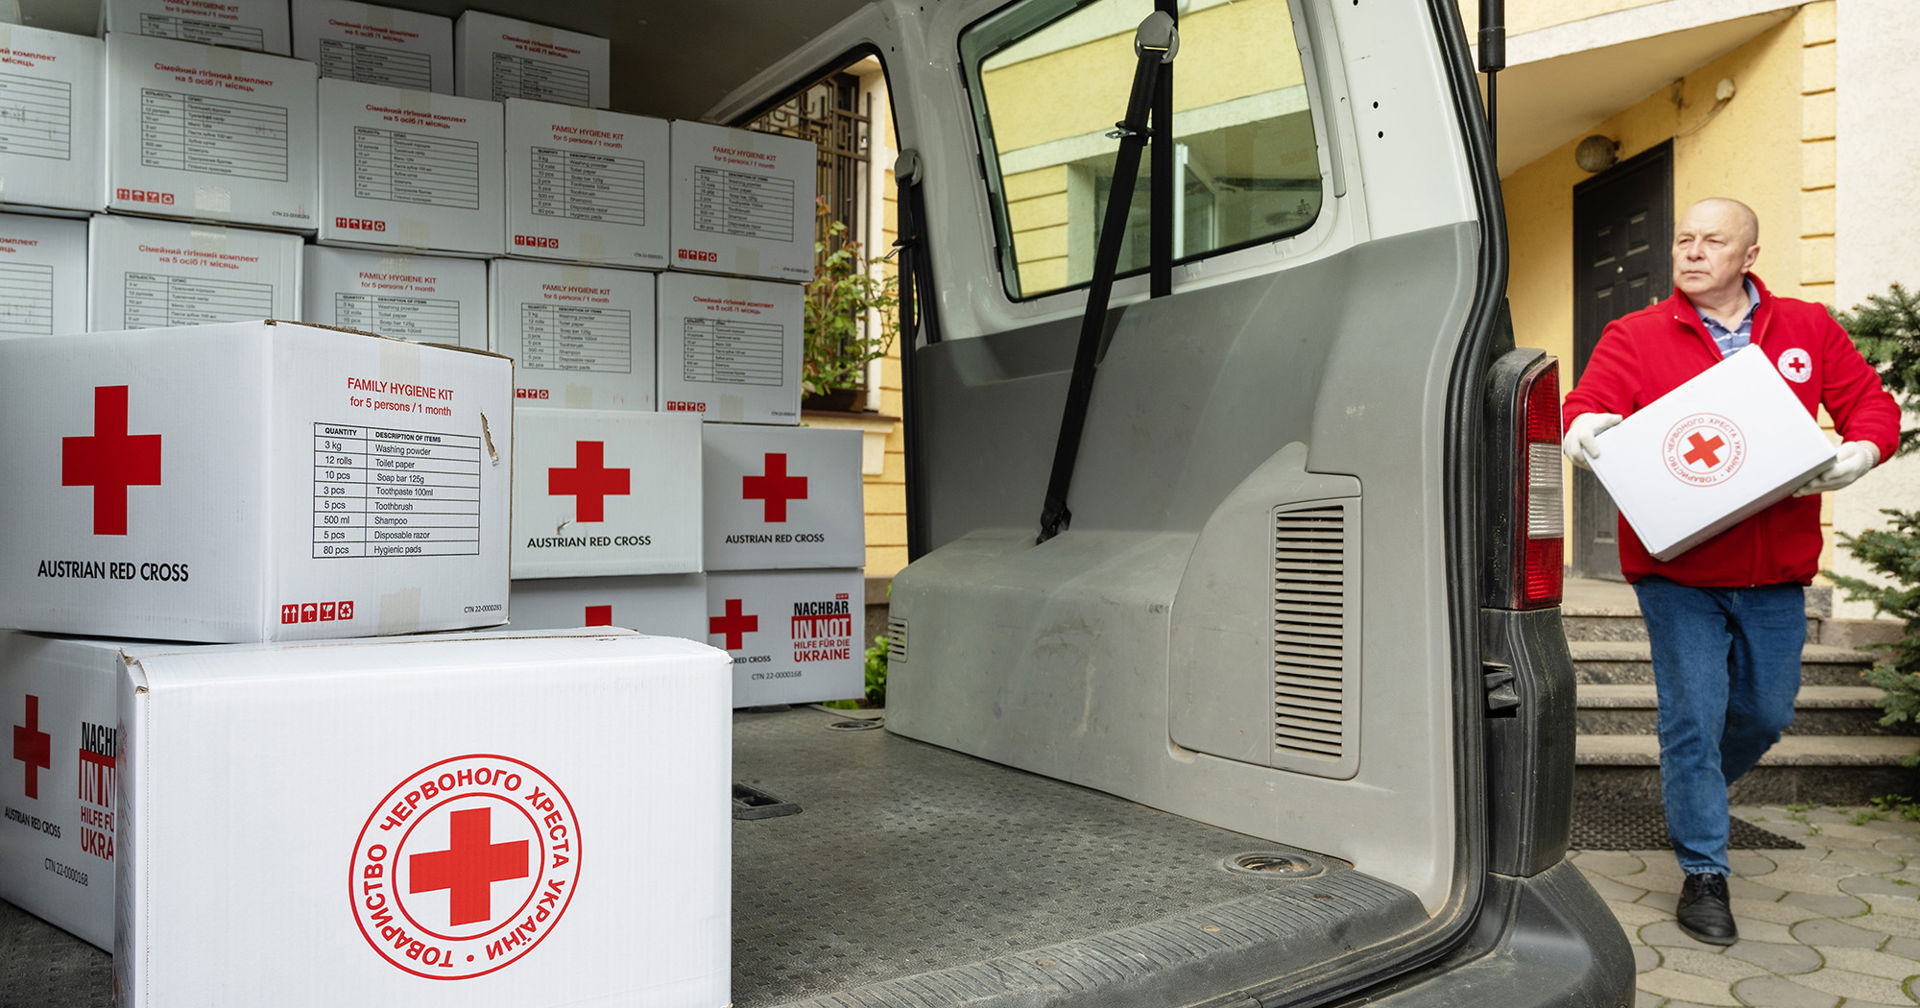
left=1777, top=348, right=1813, bottom=385
left=1662, top=413, right=1746, bottom=487
left=584, top=605, right=613, bottom=626
left=12, top=695, right=51, bottom=801
left=711, top=598, right=759, bottom=650
left=549, top=441, right=631, bottom=522
left=62, top=385, right=162, bottom=536
left=742, top=453, right=808, bottom=522
left=350, top=754, right=580, bottom=980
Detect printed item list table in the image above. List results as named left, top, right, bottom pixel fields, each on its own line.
left=488, top=52, right=590, bottom=105
left=680, top=317, right=784, bottom=388
left=318, top=39, right=433, bottom=91
left=331, top=293, right=463, bottom=344
left=123, top=272, right=274, bottom=327
left=689, top=167, right=795, bottom=241
left=0, top=262, right=55, bottom=336
left=313, top=424, right=483, bottom=558
left=354, top=126, right=481, bottom=208
left=137, top=13, right=265, bottom=50
left=139, top=88, right=289, bottom=180
left=519, top=304, right=633, bottom=374
left=529, top=147, right=645, bottom=225
left=0, top=72, right=72, bottom=161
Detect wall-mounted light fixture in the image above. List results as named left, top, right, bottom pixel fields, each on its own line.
left=1575, top=135, right=1619, bottom=173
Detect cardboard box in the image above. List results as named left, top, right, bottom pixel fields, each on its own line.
left=103, top=32, right=318, bottom=228
left=707, top=569, right=864, bottom=707
left=703, top=424, right=865, bottom=570
left=0, top=212, right=87, bottom=339
left=669, top=120, right=816, bottom=284
left=102, top=0, right=293, bottom=54
left=0, top=632, right=135, bottom=950
left=114, top=629, right=730, bottom=1007
left=508, top=574, right=707, bottom=641
left=511, top=408, right=702, bottom=579
left=453, top=11, right=608, bottom=109
left=317, top=78, right=504, bottom=255
left=303, top=245, right=488, bottom=349
left=0, top=24, right=105, bottom=213
left=1590, top=344, right=1838, bottom=561
left=503, top=100, right=670, bottom=269
left=292, top=0, right=454, bottom=93
left=656, top=272, right=802, bottom=424
left=0, top=320, right=512, bottom=642
left=87, top=215, right=302, bottom=331
left=490, top=259, right=655, bottom=410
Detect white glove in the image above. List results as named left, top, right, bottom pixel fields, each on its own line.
left=1793, top=440, right=1880, bottom=496
left=1563, top=412, right=1623, bottom=471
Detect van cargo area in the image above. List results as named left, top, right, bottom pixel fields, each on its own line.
left=3, top=704, right=1433, bottom=1008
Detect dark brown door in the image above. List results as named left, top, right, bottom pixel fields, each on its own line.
left=1570, top=141, right=1672, bottom=580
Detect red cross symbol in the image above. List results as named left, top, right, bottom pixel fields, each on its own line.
left=584, top=605, right=613, bottom=626
left=710, top=598, right=759, bottom=650
left=408, top=807, right=530, bottom=927
left=742, top=453, right=808, bottom=522
left=548, top=441, right=630, bottom=522
left=1784, top=356, right=1808, bottom=379
left=1683, top=432, right=1725, bottom=469
left=62, top=385, right=163, bottom=536
left=12, top=695, right=51, bottom=801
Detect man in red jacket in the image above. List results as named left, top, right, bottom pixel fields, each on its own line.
left=1562, top=197, right=1900, bottom=946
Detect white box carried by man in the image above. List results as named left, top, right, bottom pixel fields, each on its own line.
left=1588, top=344, right=1837, bottom=561
left=113, top=629, right=730, bottom=1008
left=0, top=320, right=512, bottom=642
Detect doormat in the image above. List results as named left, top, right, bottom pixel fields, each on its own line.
left=1570, top=800, right=1803, bottom=852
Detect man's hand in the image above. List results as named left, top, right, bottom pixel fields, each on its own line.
left=1793, top=441, right=1881, bottom=496
left=1563, top=412, right=1623, bottom=471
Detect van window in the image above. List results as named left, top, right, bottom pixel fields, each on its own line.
left=963, top=0, right=1323, bottom=300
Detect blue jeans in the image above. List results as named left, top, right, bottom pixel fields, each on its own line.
left=1632, top=577, right=1806, bottom=876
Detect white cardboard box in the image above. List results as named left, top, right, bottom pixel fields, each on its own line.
left=102, top=0, right=293, bottom=54
left=103, top=33, right=318, bottom=228
left=508, top=574, right=707, bottom=641
left=0, top=212, right=87, bottom=339
left=87, top=215, right=303, bottom=331
left=292, top=0, right=454, bottom=93
left=114, top=629, right=730, bottom=1008
left=0, top=320, right=513, bottom=642
left=703, top=424, right=865, bottom=571
left=656, top=272, right=802, bottom=424
left=0, top=24, right=105, bottom=213
left=490, top=259, right=655, bottom=409
left=707, top=569, right=864, bottom=707
left=0, top=632, right=133, bottom=951
left=453, top=11, right=608, bottom=109
left=317, top=78, right=504, bottom=255
left=669, top=120, right=816, bottom=284
left=303, top=245, right=489, bottom=349
left=504, top=99, right=670, bottom=269
left=1590, top=344, right=1838, bottom=561
left=511, top=408, right=702, bottom=579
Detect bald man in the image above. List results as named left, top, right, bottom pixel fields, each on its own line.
left=1560, top=197, right=1899, bottom=946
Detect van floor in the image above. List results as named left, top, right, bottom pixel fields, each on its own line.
left=0, top=707, right=1424, bottom=1008
left=734, top=705, right=1424, bottom=1008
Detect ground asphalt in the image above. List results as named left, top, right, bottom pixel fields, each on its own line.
left=1574, top=803, right=1920, bottom=1006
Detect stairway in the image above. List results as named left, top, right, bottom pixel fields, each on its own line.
left=1565, top=577, right=1920, bottom=806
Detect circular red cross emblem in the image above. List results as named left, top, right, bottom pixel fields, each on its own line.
left=348, top=755, right=580, bottom=980
left=1662, top=413, right=1746, bottom=487
left=1777, top=348, right=1813, bottom=384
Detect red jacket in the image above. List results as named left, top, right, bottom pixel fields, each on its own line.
left=1562, top=274, right=1900, bottom=586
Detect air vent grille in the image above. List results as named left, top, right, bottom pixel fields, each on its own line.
left=886, top=616, right=908, bottom=663
left=1273, top=505, right=1348, bottom=761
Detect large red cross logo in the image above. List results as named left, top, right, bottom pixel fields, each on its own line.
left=62, top=385, right=163, bottom=536
left=742, top=453, right=808, bottom=522
left=1682, top=432, right=1725, bottom=469
left=12, top=695, right=51, bottom=801
left=548, top=441, right=630, bottom=522
left=583, top=604, right=613, bottom=626
left=408, top=806, right=530, bottom=927
left=711, top=598, right=759, bottom=650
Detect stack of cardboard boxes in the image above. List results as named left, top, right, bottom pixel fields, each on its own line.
left=0, top=0, right=874, bottom=1001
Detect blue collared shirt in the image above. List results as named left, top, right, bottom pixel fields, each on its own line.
left=1698, top=277, right=1760, bottom=357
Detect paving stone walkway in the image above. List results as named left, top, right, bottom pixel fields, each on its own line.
left=1572, top=804, right=1920, bottom=1007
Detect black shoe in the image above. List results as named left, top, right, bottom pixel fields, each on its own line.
left=1676, top=872, right=1738, bottom=945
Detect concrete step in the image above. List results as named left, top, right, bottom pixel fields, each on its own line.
left=1575, top=683, right=1903, bottom=736
left=1574, top=734, right=1920, bottom=805
left=1569, top=639, right=1877, bottom=686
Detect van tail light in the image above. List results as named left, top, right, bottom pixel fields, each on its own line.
left=1515, top=359, right=1564, bottom=608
